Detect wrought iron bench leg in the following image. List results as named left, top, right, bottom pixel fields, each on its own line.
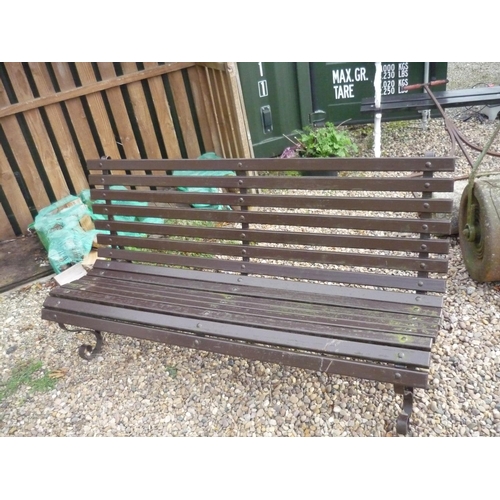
left=394, top=385, right=414, bottom=436
left=58, top=324, right=103, bottom=361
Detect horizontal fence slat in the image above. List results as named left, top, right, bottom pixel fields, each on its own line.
left=0, top=63, right=195, bottom=119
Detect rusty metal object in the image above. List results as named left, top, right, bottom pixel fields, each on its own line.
left=401, top=82, right=500, bottom=282
left=459, top=178, right=500, bottom=282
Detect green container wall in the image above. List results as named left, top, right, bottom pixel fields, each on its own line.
left=237, top=62, right=448, bottom=158
left=237, top=62, right=309, bottom=158
left=310, top=62, right=448, bottom=125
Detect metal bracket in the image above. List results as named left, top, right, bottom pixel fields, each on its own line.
left=394, top=385, right=414, bottom=435
left=58, top=324, right=103, bottom=361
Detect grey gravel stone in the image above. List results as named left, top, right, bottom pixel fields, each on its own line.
left=1, top=62, right=500, bottom=437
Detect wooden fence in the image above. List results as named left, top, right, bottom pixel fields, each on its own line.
left=0, top=62, right=252, bottom=241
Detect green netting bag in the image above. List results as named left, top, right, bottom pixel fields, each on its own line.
left=80, top=186, right=164, bottom=237
left=29, top=195, right=98, bottom=274
left=172, top=152, right=234, bottom=210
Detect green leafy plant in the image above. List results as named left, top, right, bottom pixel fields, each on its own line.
left=295, top=122, right=358, bottom=158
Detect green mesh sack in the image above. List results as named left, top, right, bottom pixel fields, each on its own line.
left=172, top=152, right=234, bottom=210
left=29, top=195, right=98, bottom=274
left=80, top=186, right=164, bottom=237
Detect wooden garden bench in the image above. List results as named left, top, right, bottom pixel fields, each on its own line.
left=41, top=156, right=455, bottom=435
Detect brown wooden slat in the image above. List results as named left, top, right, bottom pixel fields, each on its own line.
left=96, top=247, right=447, bottom=292
left=65, top=275, right=439, bottom=340
left=168, top=70, right=201, bottom=158
left=225, top=62, right=253, bottom=158
left=89, top=173, right=455, bottom=192
left=41, top=309, right=429, bottom=388
left=214, top=68, right=239, bottom=158
left=43, top=295, right=431, bottom=367
left=86, top=157, right=456, bottom=172
left=143, top=62, right=182, bottom=159
left=51, top=63, right=101, bottom=162
left=92, top=204, right=452, bottom=234
left=90, top=266, right=443, bottom=315
left=204, top=66, right=229, bottom=158
left=194, top=65, right=223, bottom=156
left=187, top=66, right=216, bottom=154
left=96, top=219, right=450, bottom=254
left=5, top=63, right=70, bottom=201
left=92, top=260, right=445, bottom=308
left=98, top=233, right=449, bottom=273
left=96, top=63, right=142, bottom=161
left=0, top=200, right=15, bottom=238
left=0, top=62, right=195, bottom=119
left=91, top=188, right=454, bottom=213
left=27, top=62, right=89, bottom=194
left=56, top=280, right=435, bottom=349
left=0, top=144, right=33, bottom=234
left=0, top=95, right=51, bottom=211
left=120, top=62, right=163, bottom=159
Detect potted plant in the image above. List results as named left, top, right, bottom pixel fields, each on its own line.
left=282, top=122, right=358, bottom=176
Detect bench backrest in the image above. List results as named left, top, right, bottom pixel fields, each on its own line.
left=87, top=157, right=454, bottom=298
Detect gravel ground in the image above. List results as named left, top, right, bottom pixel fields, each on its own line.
left=1, top=62, right=500, bottom=437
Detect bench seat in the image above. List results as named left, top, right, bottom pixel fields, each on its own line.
left=41, top=156, right=455, bottom=435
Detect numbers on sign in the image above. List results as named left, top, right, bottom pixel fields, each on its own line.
left=382, top=63, right=395, bottom=80
left=382, top=80, right=395, bottom=95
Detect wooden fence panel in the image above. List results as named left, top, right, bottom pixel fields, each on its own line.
left=95, top=62, right=141, bottom=160
left=4, top=63, right=71, bottom=202
left=0, top=62, right=252, bottom=241
left=0, top=79, right=52, bottom=212
left=50, top=62, right=101, bottom=164
left=143, top=62, right=182, bottom=160
left=119, top=62, right=163, bottom=159
left=0, top=144, right=33, bottom=234
left=0, top=199, right=15, bottom=239
left=27, top=62, right=89, bottom=194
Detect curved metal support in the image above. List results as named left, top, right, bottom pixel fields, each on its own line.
left=395, top=386, right=414, bottom=436
left=58, top=324, right=103, bottom=361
